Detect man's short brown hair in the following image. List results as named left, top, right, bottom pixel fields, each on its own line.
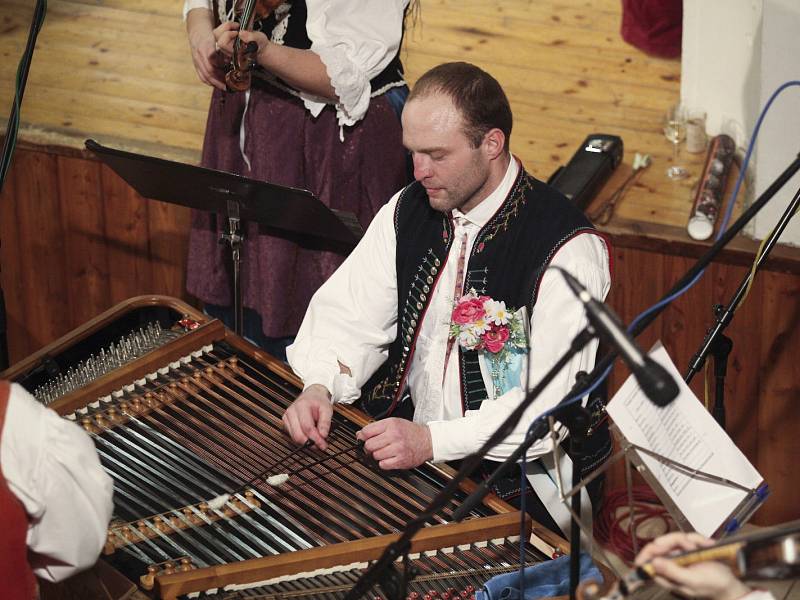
left=408, top=62, right=513, bottom=150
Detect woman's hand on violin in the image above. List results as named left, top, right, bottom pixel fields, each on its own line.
left=636, top=532, right=752, bottom=600
left=212, top=19, right=335, bottom=100
left=214, top=22, right=271, bottom=62
left=186, top=8, right=226, bottom=91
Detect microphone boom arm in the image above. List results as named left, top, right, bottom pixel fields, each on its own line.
left=344, top=328, right=596, bottom=600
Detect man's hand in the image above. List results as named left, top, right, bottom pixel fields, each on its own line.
left=357, top=418, right=433, bottom=470
left=282, top=384, right=333, bottom=450
left=635, top=532, right=752, bottom=600
left=186, top=8, right=226, bottom=90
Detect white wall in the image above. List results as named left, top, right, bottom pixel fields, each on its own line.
left=681, top=0, right=800, bottom=245
left=681, top=0, right=762, bottom=145
left=751, top=0, right=800, bottom=244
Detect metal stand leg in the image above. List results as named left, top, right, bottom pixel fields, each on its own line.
left=567, top=407, right=591, bottom=600
left=220, top=199, right=244, bottom=336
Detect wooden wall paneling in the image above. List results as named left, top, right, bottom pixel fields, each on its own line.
left=12, top=150, right=70, bottom=362
left=756, top=270, right=800, bottom=525
left=56, top=153, right=111, bottom=330
left=602, top=245, right=666, bottom=492
left=146, top=197, right=191, bottom=301
left=659, top=254, right=715, bottom=401
left=100, top=164, right=153, bottom=304
left=707, top=261, right=763, bottom=476
left=0, top=158, right=28, bottom=363
left=605, top=245, right=667, bottom=394
left=1, top=147, right=195, bottom=363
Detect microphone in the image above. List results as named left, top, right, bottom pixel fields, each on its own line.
left=558, top=268, right=679, bottom=407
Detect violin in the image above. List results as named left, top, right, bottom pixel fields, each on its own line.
left=217, top=0, right=285, bottom=92
left=579, top=519, right=800, bottom=600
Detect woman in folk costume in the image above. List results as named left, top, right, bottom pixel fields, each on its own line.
left=184, top=0, right=411, bottom=358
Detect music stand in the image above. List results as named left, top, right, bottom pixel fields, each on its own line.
left=85, top=139, right=362, bottom=335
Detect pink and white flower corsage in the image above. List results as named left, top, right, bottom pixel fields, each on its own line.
left=449, top=290, right=526, bottom=354
left=449, top=290, right=528, bottom=397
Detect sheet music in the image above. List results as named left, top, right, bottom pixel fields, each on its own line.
left=607, top=343, right=764, bottom=536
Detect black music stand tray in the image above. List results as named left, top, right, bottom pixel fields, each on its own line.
left=86, top=139, right=362, bottom=336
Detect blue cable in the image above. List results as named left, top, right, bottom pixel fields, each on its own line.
left=627, top=83, right=800, bottom=332
left=717, top=81, right=800, bottom=238
left=633, top=81, right=800, bottom=332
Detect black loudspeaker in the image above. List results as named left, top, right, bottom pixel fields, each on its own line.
left=548, top=134, right=624, bottom=211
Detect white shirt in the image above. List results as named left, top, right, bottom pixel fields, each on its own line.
left=287, top=159, right=611, bottom=463
left=1, top=383, right=114, bottom=582
left=183, top=0, right=409, bottom=126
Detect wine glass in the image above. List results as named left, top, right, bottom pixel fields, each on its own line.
left=663, top=104, right=688, bottom=179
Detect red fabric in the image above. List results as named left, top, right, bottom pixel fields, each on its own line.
left=0, top=381, right=37, bottom=600
left=620, top=0, right=683, bottom=59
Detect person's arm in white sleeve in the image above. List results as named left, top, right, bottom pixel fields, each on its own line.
left=183, top=0, right=211, bottom=19
left=195, top=1, right=408, bottom=123
left=185, top=0, right=335, bottom=98
left=427, top=233, right=611, bottom=462
left=2, top=383, right=114, bottom=582
left=284, top=193, right=401, bottom=447
left=288, top=194, right=400, bottom=397
left=304, top=0, right=409, bottom=124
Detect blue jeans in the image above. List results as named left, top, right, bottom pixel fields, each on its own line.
left=476, top=553, right=603, bottom=600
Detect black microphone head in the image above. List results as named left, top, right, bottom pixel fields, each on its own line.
left=635, top=357, right=680, bottom=406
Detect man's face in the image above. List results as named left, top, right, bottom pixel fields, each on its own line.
left=402, top=93, right=492, bottom=214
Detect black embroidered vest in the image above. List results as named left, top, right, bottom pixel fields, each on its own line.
left=361, top=167, right=603, bottom=418
left=252, top=1, right=406, bottom=94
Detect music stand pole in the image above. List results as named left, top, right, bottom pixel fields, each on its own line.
left=557, top=391, right=592, bottom=600
left=220, top=199, right=244, bottom=335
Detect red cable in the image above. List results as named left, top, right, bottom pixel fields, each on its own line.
left=594, top=485, right=676, bottom=564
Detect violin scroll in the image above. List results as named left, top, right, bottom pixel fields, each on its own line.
left=219, top=0, right=286, bottom=93
left=225, top=40, right=259, bottom=92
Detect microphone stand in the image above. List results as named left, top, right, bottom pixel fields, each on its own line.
left=449, top=376, right=594, bottom=600
left=346, top=154, right=800, bottom=599
left=448, top=153, right=800, bottom=596
left=343, top=328, right=595, bottom=600
left=579, top=153, right=800, bottom=396
left=684, top=181, right=800, bottom=427
left=556, top=389, right=592, bottom=600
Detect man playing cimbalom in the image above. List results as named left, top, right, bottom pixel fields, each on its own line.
left=284, top=62, right=611, bottom=534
